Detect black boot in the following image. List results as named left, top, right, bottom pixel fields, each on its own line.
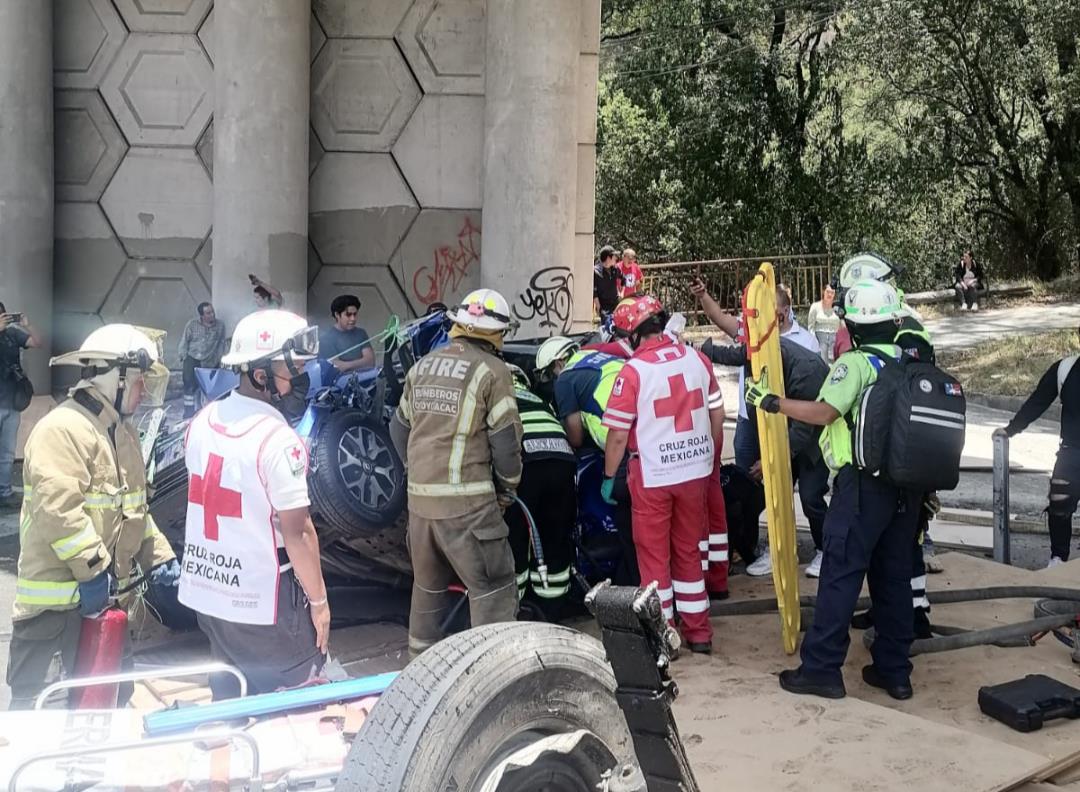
left=861, top=665, right=913, bottom=700
left=778, top=668, right=846, bottom=699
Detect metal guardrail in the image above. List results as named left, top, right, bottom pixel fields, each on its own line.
left=993, top=429, right=1012, bottom=565
left=640, top=254, right=832, bottom=321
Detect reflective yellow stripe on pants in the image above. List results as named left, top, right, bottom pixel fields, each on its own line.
left=15, top=578, right=80, bottom=607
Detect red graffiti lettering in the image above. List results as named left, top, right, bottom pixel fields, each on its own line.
left=413, top=218, right=482, bottom=306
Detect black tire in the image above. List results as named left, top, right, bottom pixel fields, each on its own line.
left=310, top=410, right=406, bottom=532
left=337, top=623, right=634, bottom=792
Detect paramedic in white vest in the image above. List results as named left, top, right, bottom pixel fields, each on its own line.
left=179, top=310, right=329, bottom=699
left=601, top=295, right=725, bottom=654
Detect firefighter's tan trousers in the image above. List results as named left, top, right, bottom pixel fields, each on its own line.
left=407, top=501, right=518, bottom=656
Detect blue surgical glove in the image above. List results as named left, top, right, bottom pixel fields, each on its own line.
left=150, top=559, right=181, bottom=588
left=78, top=572, right=111, bottom=617
left=601, top=477, right=617, bottom=505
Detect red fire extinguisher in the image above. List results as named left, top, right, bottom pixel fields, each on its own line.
left=70, top=607, right=128, bottom=709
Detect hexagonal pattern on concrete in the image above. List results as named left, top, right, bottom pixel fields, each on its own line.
left=392, top=95, right=483, bottom=210
left=310, top=153, right=419, bottom=265
left=309, top=265, right=414, bottom=344
left=389, top=209, right=482, bottom=314
left=54, top=203, right=128, bottom=314
left=100, top=258, right=211, bottom=368
left=54, top=0, right=128, bottom=90
left=101, top=147, right=213, bottom=260
left=311, top=39, right=421, bottom=153
left=113, top=0, right=213, bottom=34
left=396, top=0, right=486, bottom=95
left=313, top=0, right=414, bottom=38
left=310, top=12, right=327, bottom=62
left=101, top=33, right=213, bottom=147
left=197, top=8, right=215, bottom=62
left=194, top=231, right=212, bottom=288
left=199, top=123, right=323, bottom=179
left=55, top=90, right=128, bottom=203
left=196, top=120, right=213, bottom=177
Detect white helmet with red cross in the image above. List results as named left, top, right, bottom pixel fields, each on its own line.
left=221, top=310, right=319, bottom=371
left=448, top=289, right=513, bottom=332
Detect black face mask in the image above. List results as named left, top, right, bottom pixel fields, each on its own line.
left=274, top=371, right=311, bottom=422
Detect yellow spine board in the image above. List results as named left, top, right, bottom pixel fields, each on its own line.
left=743, top=263, right=801, bottom=654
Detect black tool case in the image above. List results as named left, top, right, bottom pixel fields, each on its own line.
left=978, top=674, right=1080, bottom=732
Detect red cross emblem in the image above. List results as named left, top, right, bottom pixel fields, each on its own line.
left=256, top=330, right=273, bottom=350
left=653, top=374, right=705, bottom=433
left=290, top=446, right=302, bottom=461
left=188, top=453, right=243, bottom=541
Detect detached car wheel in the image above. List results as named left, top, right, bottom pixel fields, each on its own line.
left=310, top=410, right=406, bottom=533
left=336, top=623, right=634, bottom=792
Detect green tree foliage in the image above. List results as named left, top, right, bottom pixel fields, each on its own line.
left=597, top=0, right=1080, bottom=287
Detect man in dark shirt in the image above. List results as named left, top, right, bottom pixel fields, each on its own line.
left=0, top=302, right=42, bottom=509
left=701, top=334, right=831, bottom=574
left=321, top=295, right=374, bottom=376
left=1005, top=332, right=1080, bottom=566
left=592, top=246, right=623, bottom=319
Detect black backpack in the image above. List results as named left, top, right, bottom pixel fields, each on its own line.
left=851, top=349, right=966, bottom=491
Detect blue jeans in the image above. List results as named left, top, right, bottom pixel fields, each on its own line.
left=733, top=416, right=760, bottom=472
left=0, top=406, right=21, bottom=498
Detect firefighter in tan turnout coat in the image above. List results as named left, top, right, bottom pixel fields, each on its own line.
left=7, top=325, right=176, bottom=709
left=391, top=288, right=524, bottom=656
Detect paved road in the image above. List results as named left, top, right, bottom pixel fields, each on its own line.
left=922, top=302, right=1080, bottom=351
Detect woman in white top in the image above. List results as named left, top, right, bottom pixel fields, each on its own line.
left=807, top=284, right=840, bottom=361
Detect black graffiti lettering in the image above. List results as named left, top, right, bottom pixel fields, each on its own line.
left=512, top=267, right=574, bottom=333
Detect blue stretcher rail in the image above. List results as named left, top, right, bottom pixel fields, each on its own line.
left=143, top=671, right=400, bottom=736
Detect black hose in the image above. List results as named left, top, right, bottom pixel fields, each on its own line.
left=709, top=586, right=1080, bottom=618
left=861, top=613, right=1079, bottom=656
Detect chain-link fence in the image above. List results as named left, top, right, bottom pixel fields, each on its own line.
left=640, top=254, right=833, bottom=324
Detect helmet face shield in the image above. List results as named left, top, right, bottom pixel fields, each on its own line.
left=140, top=361, right=170, bottom=408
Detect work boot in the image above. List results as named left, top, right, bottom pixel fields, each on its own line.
left=709, top=589, right=729, bottom=601
left=861, top=665, right=913, bottom=700
left=688, top=641, right=713, bottom=655
left=778, top=668, right=846, bottom=699
left=913, top=609, right=933, bottom=640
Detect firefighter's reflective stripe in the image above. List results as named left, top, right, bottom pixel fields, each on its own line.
left=50, top=522, right=101, bottom=561
left=15, top=578, right=80, bottom=606
left=407, top=480, right=496, bottom=498
left=489, top=395, right=517, bottom=427
left=521, top=413, right=564, bottom=432
left=143, top=515, right=160, bottom=541
left=448, top=362, right=490, bottom=484
left=122, top=490, right=147, bottom=509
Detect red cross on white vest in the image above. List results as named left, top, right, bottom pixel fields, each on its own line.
left=653, top=373, right=705, bottom=433
left=188, top=452, right=243, bottom=541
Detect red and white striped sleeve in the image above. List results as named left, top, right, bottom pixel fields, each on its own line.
left=602, top=364, right=640, bottom=431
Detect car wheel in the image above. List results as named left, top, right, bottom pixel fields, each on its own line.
left=336, top=623, right=634, bottom=791
left=310, top=410, right=406, bottom=533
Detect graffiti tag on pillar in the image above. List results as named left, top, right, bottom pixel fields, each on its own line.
left=413, top=217, right=482, bottom=306
left=512, top=267, right=575, bottom=334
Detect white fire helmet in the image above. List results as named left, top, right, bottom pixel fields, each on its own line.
left=448, top=289, right=513, bottom=332
left=50, top=324, right=171, bottom=408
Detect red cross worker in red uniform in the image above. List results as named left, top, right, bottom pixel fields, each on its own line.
left=601, top=296, right=725, bottom=654
left=179, top=310, right=330, bottom=700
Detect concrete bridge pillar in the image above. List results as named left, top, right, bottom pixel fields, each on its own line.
left=212, top=0, right=311, bottom=327
left=0, top=0, right=53, bottom=388
left=482, top=0, right=583, bottom=338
